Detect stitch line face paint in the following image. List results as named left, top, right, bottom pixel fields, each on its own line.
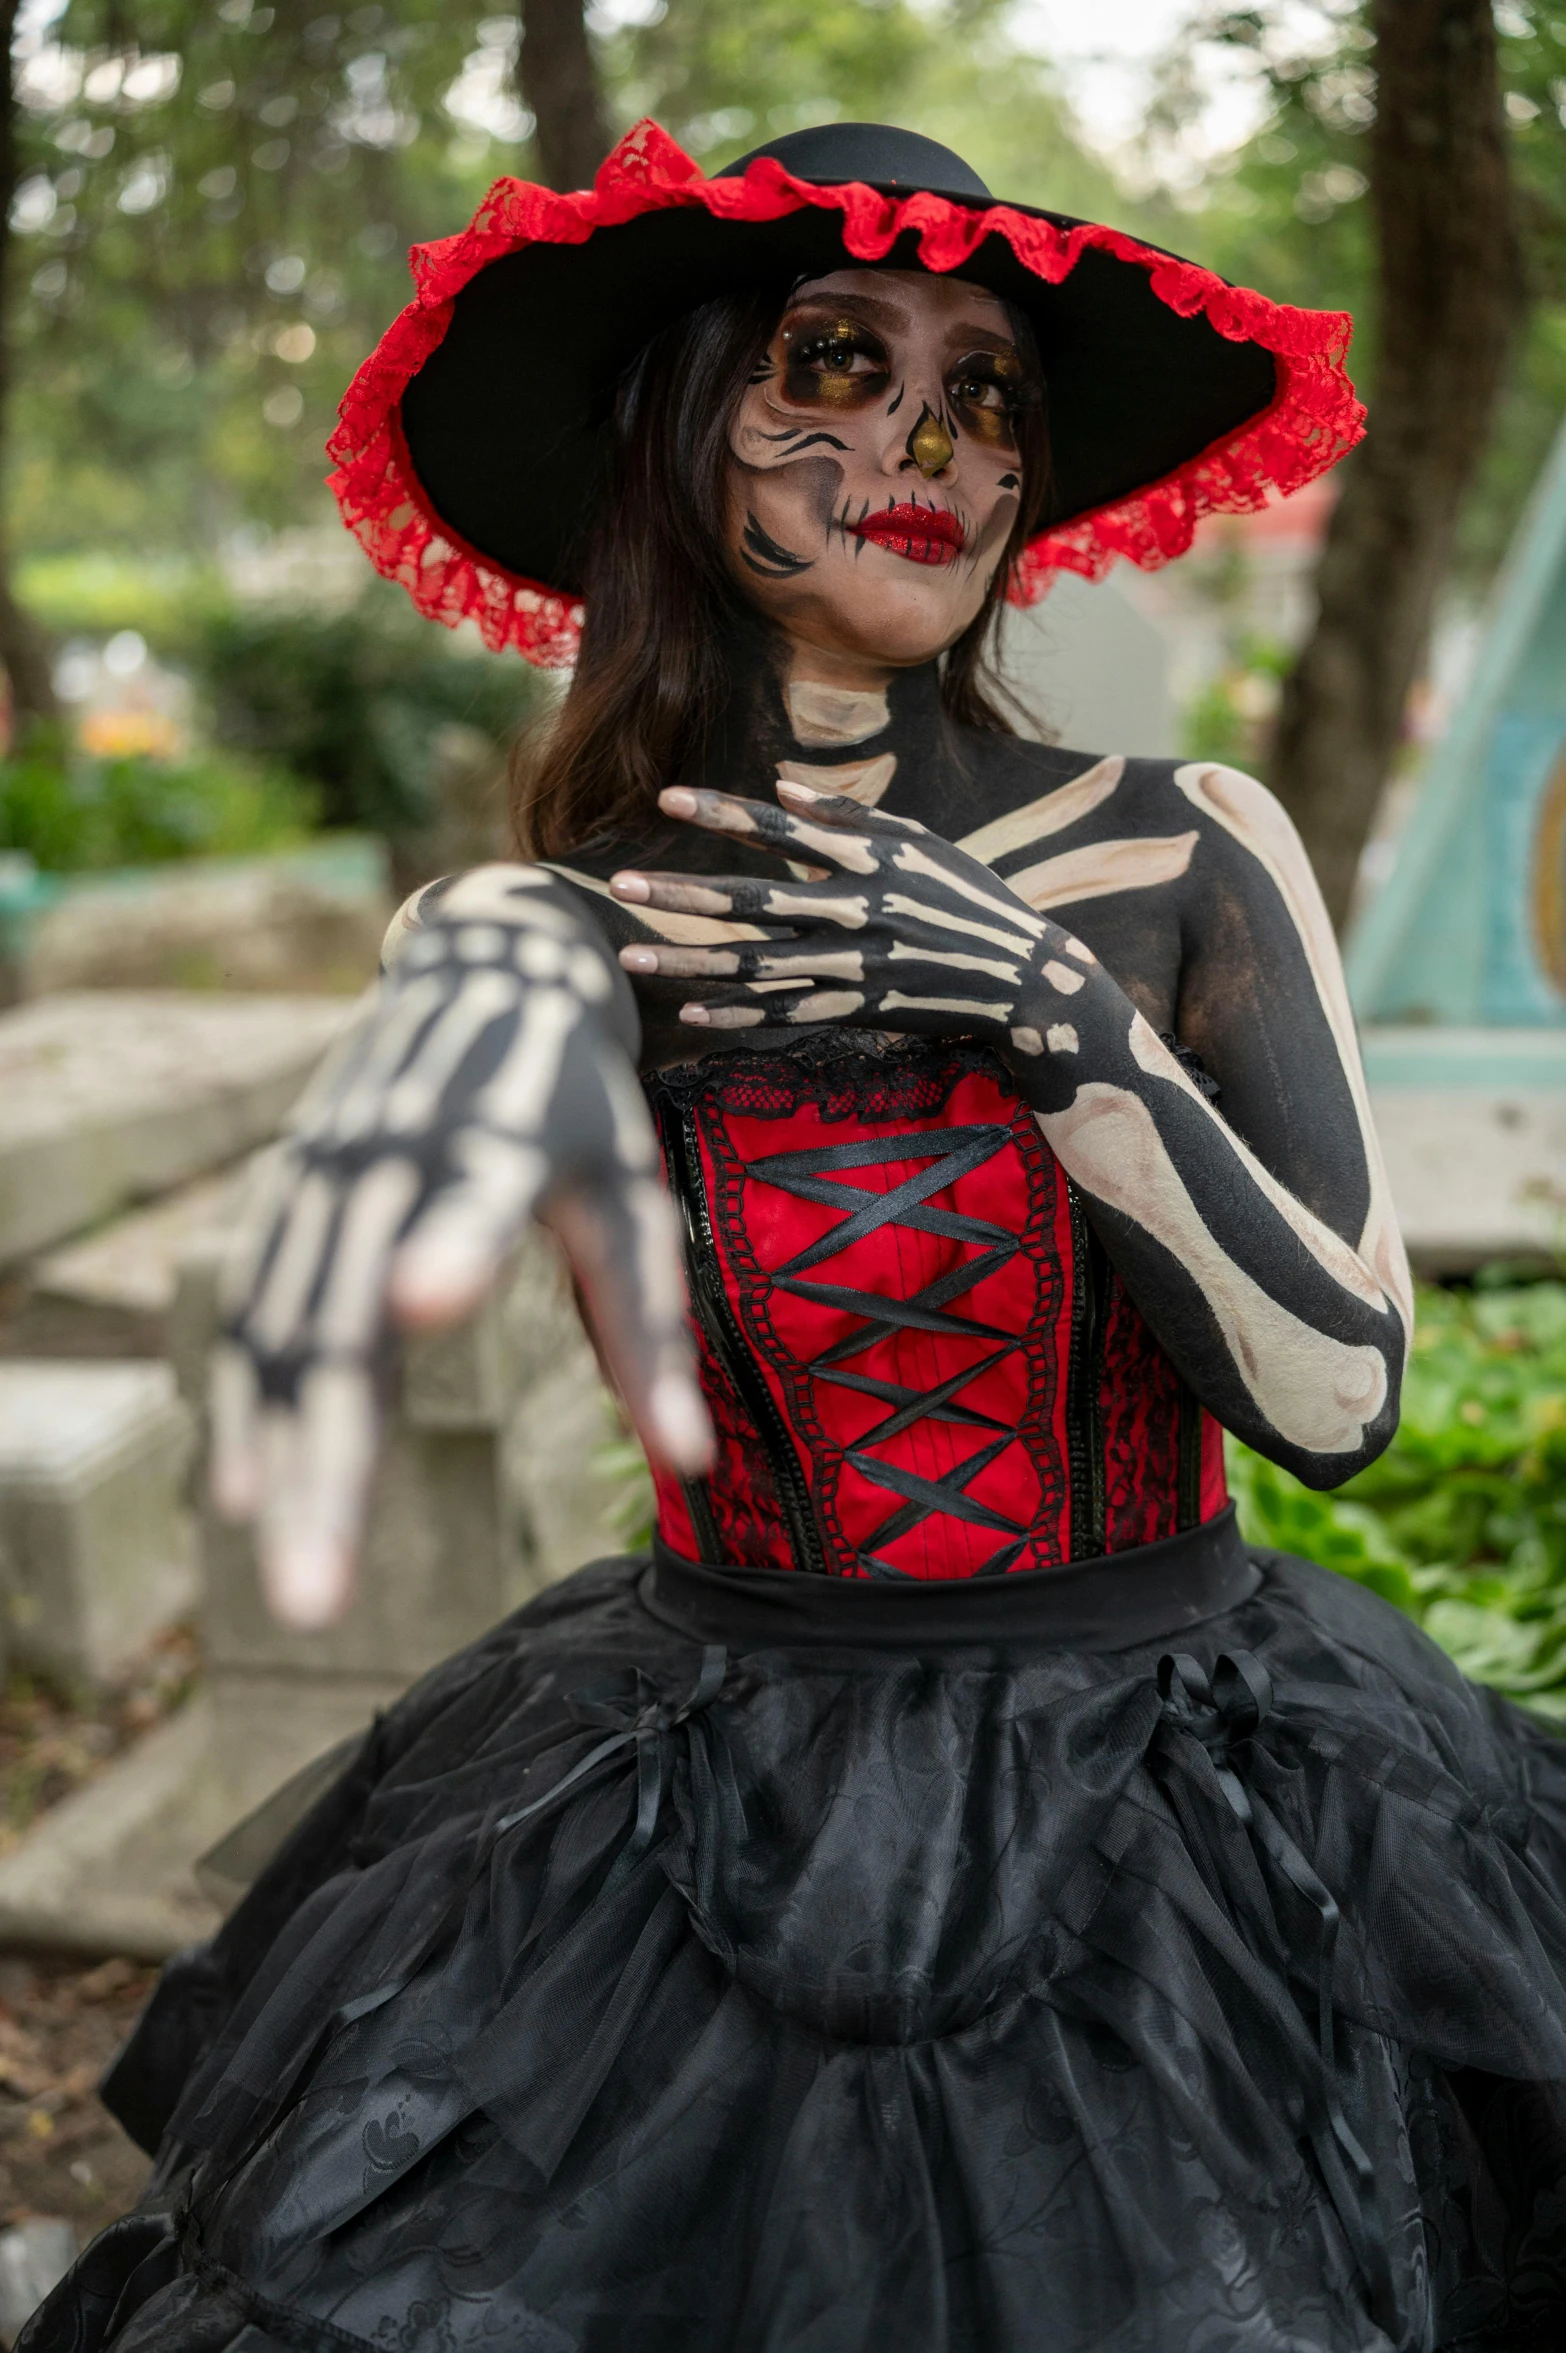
left=726, top=268, right=1032, bottom=670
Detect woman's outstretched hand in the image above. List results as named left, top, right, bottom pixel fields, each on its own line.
left=210, top=865, right=712, bottom=1631
left=610, top=780, right=1101, bottom=1103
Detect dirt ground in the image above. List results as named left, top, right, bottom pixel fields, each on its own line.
left=0, top=1608, right=200, bottom=2251
left=0, top=1955, right=155, bottom=2241
left=0, top=1645, right=200, bottom=2253
left=0, top=1631, right=199, bottom=1864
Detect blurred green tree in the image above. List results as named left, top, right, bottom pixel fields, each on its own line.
left=12, top=0, right=514, bottom=557
left=190, top=584, right=541, bottom=880
left=3, top=0, right=1122, bottom=570
left=597, top=0, right=1132, bottom=221
left=1151, top=4, right=1566, bottom=921
left=0, top=0, right=1135, bottom=875
left=1270, top=0, right=1522, bottom=927
left=1157, top=3, right=1566, bottom=588
left=519, top=0, right=610, bottom=188
left=0, top=0, right=59, bottom=717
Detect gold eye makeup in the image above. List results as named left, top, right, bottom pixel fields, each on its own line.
left=947, top=347, right=1028, bottom=449
left=777, top=311, right=891, bottom=409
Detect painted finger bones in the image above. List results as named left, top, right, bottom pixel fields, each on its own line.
left=611, top=784, right=1407, bottom=1485
left=609, top=779, right=1108, bottom=1072
left=212, top=864, right=709, bottom=1626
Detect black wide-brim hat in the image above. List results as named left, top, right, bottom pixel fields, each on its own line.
left=328, top=119, right=1362, bottom=667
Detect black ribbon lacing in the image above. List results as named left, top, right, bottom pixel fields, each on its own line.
left=332, top=1647, right=728, bottom=2036
left=1157, top=1651, right=1397, bottom=2334
left=492, top=1644, right=729, bottom=1890
left=746, top=1125, right=1033, bottom=1576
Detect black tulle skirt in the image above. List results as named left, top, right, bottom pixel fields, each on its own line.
left=24, top=1507, right=1566, bottom=2353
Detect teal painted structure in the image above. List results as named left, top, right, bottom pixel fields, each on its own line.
left=1346, top=414, right=1566, bottom=1088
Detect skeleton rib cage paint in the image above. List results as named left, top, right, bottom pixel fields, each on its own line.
left=647, top=1035, right=1227, bottom=1580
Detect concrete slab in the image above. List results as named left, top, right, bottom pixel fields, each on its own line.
left=0, top=1363, right=196, bottom=1686
left=0, top=2218, right=78, bottom=2344
left=0, top=1678, right=395, bottom=1963
left=0, top=1182, right=630, bottom=1964
left=1370, top=1084, right=1566, bottom=1273
left=0, top=991, right=358, bottom=1265
left=21, top=839, right=389, bottom=997
left=31, top=1170, right=241, bottom=1320
left=0, top=1700, right=222, bottom=1961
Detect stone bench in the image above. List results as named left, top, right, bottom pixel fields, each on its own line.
left=0, top=1362, right=196, bottom=1688
left=0, top=990, right=358, bottom=1267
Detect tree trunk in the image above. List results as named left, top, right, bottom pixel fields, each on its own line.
left=518, top=0, right=612, bottom=193
left=1268, top=0, right=1521, bottom=928
left=0, top=0, right=55, bottom=727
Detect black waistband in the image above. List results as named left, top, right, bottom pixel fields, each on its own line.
left=640, top=1504, right=1259, bottom=1653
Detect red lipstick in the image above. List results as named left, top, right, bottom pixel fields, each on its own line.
left=850, top=504, right=966, bottom=567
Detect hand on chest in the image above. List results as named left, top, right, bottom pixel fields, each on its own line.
left=556, top=693, right=1198, bottom=1049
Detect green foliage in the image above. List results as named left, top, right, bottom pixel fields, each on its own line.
left=1230, top=1278, right=1566, bottom=1720
left=15, top=0, right=519, bottom=555
left=593, top=1428, right=657, bottom=1553
left=8, top=0, right=1141, bottom=566
left=603, top=0, right=939, bottom=155
left=6, top=561, right=542, bottom=860
left=1179, top=628, right=1289, bottom=766
left=600, top=0, right=1134, bottom=226
left=1144, top=9, right=1378, bottom=321
left=14, top=551, right=226, bottom=655
left=0, top=726, right=314, bottom=871
left=1153, top=3, right=1566, bottom=588
left=188, top=585, right=543, bottom=841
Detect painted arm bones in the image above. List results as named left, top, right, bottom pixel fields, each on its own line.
left=611, top=777, right=1411, bottom=1489
left=212, top=864, right=711, bottom=1626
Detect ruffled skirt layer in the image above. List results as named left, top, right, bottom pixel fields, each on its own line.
left=23, top=1512, right=1566, bottom=2353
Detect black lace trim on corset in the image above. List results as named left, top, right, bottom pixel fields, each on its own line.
left=649, top=1027, right=1010, bottom=1124
left=650, top=1023, right=1219, bottom=1119
left=1161, top=1032, right=1221, bottom=1104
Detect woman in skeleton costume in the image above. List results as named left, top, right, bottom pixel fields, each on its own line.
left=28, top=121, right=1566, bottom=2353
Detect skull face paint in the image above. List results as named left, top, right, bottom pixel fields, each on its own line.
left=725, top=269, right=1035, bottom=669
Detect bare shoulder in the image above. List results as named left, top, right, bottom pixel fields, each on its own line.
left=956, top=739, right=1221, bottom=860
left=379, top=873, right=460, bottom=973
left=1165, top=759, right=1317, bottom=881
left=378, top=862, right=618, bottom=974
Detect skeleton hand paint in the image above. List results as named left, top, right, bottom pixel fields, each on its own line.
left=610, top=779, right=1094, bottom=1078
left=611, top=779, right=1409, bottom=1490
left=210, top=865, right=711, bottom=1629
left=724, top=269, right=1036, bottom=666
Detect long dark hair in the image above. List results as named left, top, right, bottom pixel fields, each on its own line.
left=512, top=285, right=1050, bottom=861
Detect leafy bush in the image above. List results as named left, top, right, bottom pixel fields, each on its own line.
left=190, top=586, right=545, bottom=846
left=16, top=551, right=225, bottom=654
left=1180, top=634, right=1291, bottom=771
left=0, top=729, right=315, bottom=871
left=1231, top=1276, right=1566, bottom=1720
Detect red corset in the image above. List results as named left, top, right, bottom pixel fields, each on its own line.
left=647, top=1036, right=1228, bottom=1580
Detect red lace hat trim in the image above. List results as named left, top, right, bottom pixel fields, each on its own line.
left=327, top=119, right=1363, bottom=670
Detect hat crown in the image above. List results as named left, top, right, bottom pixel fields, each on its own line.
left=718, top=121, right=993, bottom=202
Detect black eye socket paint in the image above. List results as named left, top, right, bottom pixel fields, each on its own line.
left=778, top=314, right=890, bottom=409
left=741, top=512, right=813, bottom=577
